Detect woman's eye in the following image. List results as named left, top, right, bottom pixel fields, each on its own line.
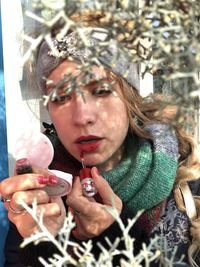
left=93, top=87, right=112, bottom=97
left=51, top=94, right=72, bottom=104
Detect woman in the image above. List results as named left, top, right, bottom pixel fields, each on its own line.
left=1, top=14, right=200, bottom=267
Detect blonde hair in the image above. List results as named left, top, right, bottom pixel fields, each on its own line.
left=117, top=76, right=200, bottom=266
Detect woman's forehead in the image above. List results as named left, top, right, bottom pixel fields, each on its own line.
left=48, top=60, right=108, bottom=82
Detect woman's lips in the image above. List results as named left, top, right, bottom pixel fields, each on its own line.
left=75, top=136, right=103, bottom=152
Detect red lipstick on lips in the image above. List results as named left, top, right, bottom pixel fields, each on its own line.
left=76, top=135, right=102, bottom=152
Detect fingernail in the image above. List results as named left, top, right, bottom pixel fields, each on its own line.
left=49, top=175, right=58, bottom=184
left=37, top=176, right=49, bottom=184
left=73, top=176, right=80, bottom=184
left=95, top=167, right=100, bottom=176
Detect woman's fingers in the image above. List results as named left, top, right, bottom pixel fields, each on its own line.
left=72, top=222, right=91, bottom=240
left=69, top=207, right=100, bottom=240
left=0, top=174, right=45, bottom=197
left=50, top=196, right=66, bottom=217
left=9, top=202, right=61, bottom=220
left=0, top=172, right=57, bottom=199
left=1, top=173, right=64, bottom=219
left=91, top=167, right=122, bottom=210
left=0, top=165, right=67, bottom=238
left=8, top=200, right=64, bottom=238
left=6, top=194, right=64, bottom=222
left=67, top=168, right=122, bottom=214
left=4, top=189, right=50, bottom=212
left=69, top=176, right=83, bottom=197
left=67, top=170, right=123, bottom=240
left=67, top=177, right=91, bottom=214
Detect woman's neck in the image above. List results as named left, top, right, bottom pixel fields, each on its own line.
left=96, top=144, right=125, bottom=172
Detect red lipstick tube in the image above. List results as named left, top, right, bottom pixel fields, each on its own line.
left=79, top=167, right=97, bottom=197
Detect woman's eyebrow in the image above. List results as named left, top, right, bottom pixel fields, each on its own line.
left=86, top=78, right=108, bottom=87
left=46, top=77, right=109, bottom=93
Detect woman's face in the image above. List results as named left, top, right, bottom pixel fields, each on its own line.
left=47, top=60, right=129, bottom=171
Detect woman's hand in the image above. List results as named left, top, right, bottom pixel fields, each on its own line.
left=67, top=167, right=122, bottom=240
left=0, top=166, right=66, bottom=238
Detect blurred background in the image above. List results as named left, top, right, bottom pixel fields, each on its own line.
left=0, top=1, right=9, bottom=266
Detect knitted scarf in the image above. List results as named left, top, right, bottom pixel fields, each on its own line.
left=102, top=123, right=179, bottom=215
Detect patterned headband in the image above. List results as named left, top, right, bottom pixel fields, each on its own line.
left=35, top=28, right=140, bottom=93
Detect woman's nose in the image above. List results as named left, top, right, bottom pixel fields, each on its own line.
left=72, top=95, right=97, bottom=126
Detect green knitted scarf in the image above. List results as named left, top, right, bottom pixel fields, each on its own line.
left=102, top=123, right=179, bottom=215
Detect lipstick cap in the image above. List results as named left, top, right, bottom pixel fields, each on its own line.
left=15, top=158, right=33, bottom=174
left=16, top=158, right=30, bottom=166
left=79, top=168, right=91, bottom=180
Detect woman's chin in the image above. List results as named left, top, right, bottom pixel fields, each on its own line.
left=72, top=150, right=112, bottom=170
left=80, top=156, right=106, bottom=168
